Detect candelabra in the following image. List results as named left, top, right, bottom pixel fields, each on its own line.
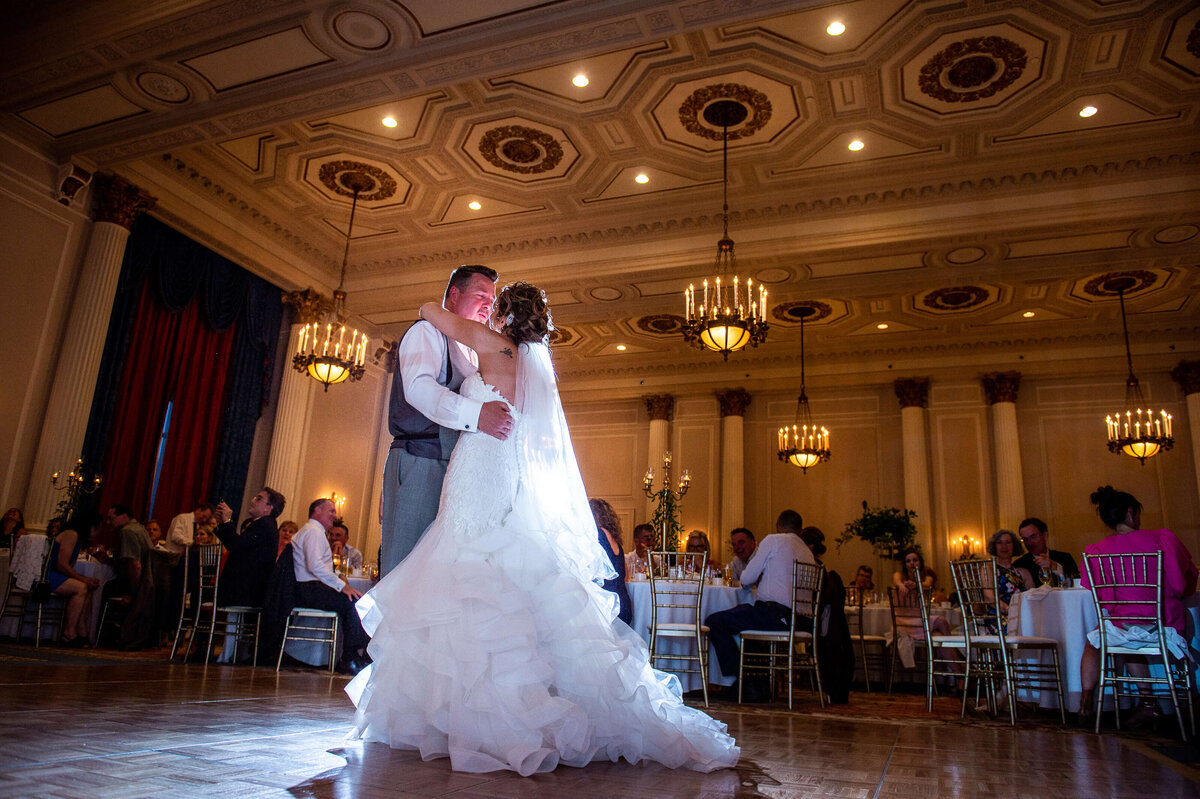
left=50, top=458, right=102, bottom=519
left=642, top=451, right=690, bottom=552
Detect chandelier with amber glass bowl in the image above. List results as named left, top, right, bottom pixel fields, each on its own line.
left=777, top=306, right=830, bottom=472
left=293, top=173, right=371, bottom=391
left=1103, top=276, right=1172, bottom=464
left=681, top=100, right=768, bottom=361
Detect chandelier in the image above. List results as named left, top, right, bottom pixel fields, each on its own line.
left=777, top=306, right=830, bottom=472
left=1103, top=276, right=1172, bottom=464
left=682, top=99, right=768, bottom=361
left=294, top=173, right=371, bottom=391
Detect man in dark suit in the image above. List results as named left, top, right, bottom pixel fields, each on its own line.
left=213, top=487, right=284, bottom=607
left=1015, top=517, right=1080, bottom=587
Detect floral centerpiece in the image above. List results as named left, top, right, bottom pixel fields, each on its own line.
left=837, top=500, right=919, bottom=562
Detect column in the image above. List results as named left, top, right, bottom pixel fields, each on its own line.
left=26, top=176, right=155, bottom=526
left=263, top=289, right=326, bottom=508
left=643, top=394, right=674, bottom=520
left=982, top=371, right=1026, bottom=529
left=894, top=378, right=934, bottom=560
left=1170, top=361, right=1200, bottom=503
left=716, top=389, right=750, bottom=558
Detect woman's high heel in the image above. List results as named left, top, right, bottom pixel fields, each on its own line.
left=1125, top=699, right=1164, bottom=729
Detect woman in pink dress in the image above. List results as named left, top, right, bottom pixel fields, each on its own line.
left=1078, top=485, right=1197, bottom=726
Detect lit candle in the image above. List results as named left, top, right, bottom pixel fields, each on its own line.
left=703, top=279, right=709, bottom=312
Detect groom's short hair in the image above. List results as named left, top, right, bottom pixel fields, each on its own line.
left=444, top=264, right=498, bottom=302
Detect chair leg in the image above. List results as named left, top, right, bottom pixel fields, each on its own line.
left=328, top=617, right=339, bottom=674
left=1051, top=649, right=1066, bottom=725
left=251, top=612, right=260, bottom=668
left=276, top=614, right=292, bottom=672
left=696, top=630, right=709, bottom=708
left=737, top=644, right=745, bottom=704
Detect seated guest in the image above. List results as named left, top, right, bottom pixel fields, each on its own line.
left=728, top=528, right=757, bottom=583
left=800, top=526, right=852, bottom=704
left=146, top=519, right=165, bottom=547
left=704, top=509, right=815, bottom=701
left=854, top=564, right=874, bottom=591
left=685, top=529, right=720, bottom=577
left=1079, top=486, right=1197, bottom=727
left=892, top=548, right=942, bottom=603
left=213, top=487, right=284, bottom=608
left=48, top=510, right=103, bottom=647
left=103, top=504, right=151, bottom=600
left=103, top=503, right=162, bottom=650
left=277, top=520, right=299, bottom=560
left=889, top=549, right=951, bottom=638
left=164, top=503, right=215, bottom=557
left=292, top=498, right=371, bottom=675
left=624, top=523, right=656, bottom=577
left=1, top=506, right=25, bottom=546
left=328, top=520, right=363, bottom=572
left=589, top=498, right=632, bottom=625
left=985, top=530, right=1032, bottom=633
left=45, top=517, right=65, bottom=538
left=1015, top=517, right=1080, bottom=586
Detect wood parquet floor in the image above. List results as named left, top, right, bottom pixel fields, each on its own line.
left=0, top=656, right=1197, bottom=798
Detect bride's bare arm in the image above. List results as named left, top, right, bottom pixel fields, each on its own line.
left=419, top=302, right=511, bottom=356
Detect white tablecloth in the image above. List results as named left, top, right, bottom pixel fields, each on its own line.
left=284, top=576, right=377, bottom=667
left=0, top=549, right=112, bottom=642
left=1007, top=586, right=1095, bottom=711
left=627, top=579, right=751, bottom=690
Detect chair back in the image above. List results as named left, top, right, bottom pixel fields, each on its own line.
left=790, top=561, right=825, bottom=634
left=1081, top=551, right=1164, bottom=628
left=195, top=544, right=223, bottom=610
left=949, top=557, right=1004, bottom=643
left=886, top=570, right=926, bottom=641
left=647, top=551, right=707, bottom=630
left=845, top=586, right=866, bottom=640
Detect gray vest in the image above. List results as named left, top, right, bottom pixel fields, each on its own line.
left=389, top=322, right=465, bottom=460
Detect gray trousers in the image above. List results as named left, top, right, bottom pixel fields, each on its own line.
left=380, top=446, right=448, bottom=577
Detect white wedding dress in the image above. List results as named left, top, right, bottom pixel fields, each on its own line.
left=346, top=343, right=738, bottom=775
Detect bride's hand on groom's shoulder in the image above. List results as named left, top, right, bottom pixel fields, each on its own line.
left=479, top=401, right=513, bottom=440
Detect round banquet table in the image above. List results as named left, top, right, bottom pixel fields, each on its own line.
left=284, top=575, right=378, bottom=667
left=626, top=578, right=752, bottom=690
left=1007, top=586, right=1096, bottom=712
left=845, top=603, right=962, bottom=675
left=73, top=556, right=115, bottom=643
left=0, top=541, right=112, bottom=643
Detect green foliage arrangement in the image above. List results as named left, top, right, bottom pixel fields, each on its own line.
left=837, top=500, right=919, bottom=561
left=649, top=485, right=683, bottom=552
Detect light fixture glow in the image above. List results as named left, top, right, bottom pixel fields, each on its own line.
left=876, top=323, right=889, bottom=330
left=573, top=74, right=589, bottom=87
left=381, top=116, right=397, bottom=128
left=777, top=307, right=830, bottom=474
left=634, top=173, right=650, bottom=184
left=827, top=21, right=846, bottom=36
left=616, top=344, right=627, bottom=351
left=468, top=201, right=482, bottom=210
left=1023, top=311, right=1036, bottom=318
left=1079, top=105, right=1098, bottom=118
left=848, top=139, right=865, bottom=151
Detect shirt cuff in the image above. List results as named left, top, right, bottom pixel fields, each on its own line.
left=458, top=397, right=484, bottom=431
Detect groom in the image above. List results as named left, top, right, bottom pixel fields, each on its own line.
left=380, top=264, right=513, bottom=576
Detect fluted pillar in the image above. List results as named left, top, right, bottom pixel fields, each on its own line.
left=26, top=176, right=155, bottom=526
left=894, top=378, right=934, bottom=559
left=982, top=371, right=1026, bottom=529
left=1171, top=361, right=1200, bottom=503
left=643, top=394, right=674, bottom=519
left=264, top=290, right=325, bottom=508
left=716, top=388, right=750, bottom=556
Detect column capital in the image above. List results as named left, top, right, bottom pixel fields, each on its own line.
left=716, top=388, right=751, bottom=418
left=982, top=371, right=1022, bottom=405
left=283, top=287, right=331, bottom=326
left=92, top=174, right=155, bottom=228
left=894, top=377, right=930, bottom=409
left=1171, top=360, right=1200, bottom=396
left=643, top=394, right=674, bottom=422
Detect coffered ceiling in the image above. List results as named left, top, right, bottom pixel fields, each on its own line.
left=4, top=0, right=1199, bottom=396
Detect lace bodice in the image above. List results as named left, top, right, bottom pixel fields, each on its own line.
left=438, top=373, right=520, bottom=537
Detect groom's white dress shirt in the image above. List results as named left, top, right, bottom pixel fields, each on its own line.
left=398, top=320, right=482, bottom=432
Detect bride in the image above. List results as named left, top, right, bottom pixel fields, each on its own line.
left=346, top=282, right=738, bottom=775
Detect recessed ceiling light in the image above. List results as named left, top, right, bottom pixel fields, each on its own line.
left=876, top=322, right=889, bottom=330
left=827, top=21, right=846, bottom=36
left=1022, top=311, right=1036, bottom=318
left=1079, top=105, right=1098, bottom=118
left=616, top=344, right=627, bottom=351
left=848, top=139, right=865, bottom=151
left=572, top=74, right=589, bottom=87
left=381, top=116, right=397, bottom=128
left=634, top=173, right=649, bottom=184
left=468, top=201, right=482, bottom=210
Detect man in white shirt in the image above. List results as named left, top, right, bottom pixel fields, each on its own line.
left=380, top=265, right=514, bottom=576
left=727, top=527, right=757, bottom=583
left=328, top=520, right=363, bottom=572
left=163, top=503, right=214, bottom=557
left=292, top=497, right=370, bottom=674
left=704, top=509, right=815, bottom=701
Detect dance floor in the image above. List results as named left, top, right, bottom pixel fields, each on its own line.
left=0, top=651, right=1196, bottom=798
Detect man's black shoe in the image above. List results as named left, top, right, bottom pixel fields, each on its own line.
left=337, top=655, right=368, bottom=676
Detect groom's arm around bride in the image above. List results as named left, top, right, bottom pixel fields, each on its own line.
left=379, top=265, right=512, bottom=577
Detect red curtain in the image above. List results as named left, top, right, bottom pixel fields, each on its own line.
left=97, top=279, right=236, bottom=523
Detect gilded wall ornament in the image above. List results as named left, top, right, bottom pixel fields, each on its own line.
left=923, top=285, right=989, bottom=311
left=636, top=314, right=686, bottom=335
left=1083, top=270, right=1157, bottom=297
left=1171, top=361, right=1200, bottom=396
left=772, top=300, right=832, bottom=324
left=679, top=84, right=771, bottom=141
left=982, top=371, right=1022, bottom=405
left=643, top=394, right=675, bottom=422
left=918, top=37, right=1027, bottom=103
left=716, top=388, right=751, bottom=418
left=894, top=377, right=930, bottom=409
left=478, top=125, right=564, bottom=174
left=93, top=174, right=156, bottom=228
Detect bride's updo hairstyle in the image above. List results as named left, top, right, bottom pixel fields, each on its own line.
left=1091, top=485, right=1142, bottom=530
left=495, top=281, right=553, bottom=345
